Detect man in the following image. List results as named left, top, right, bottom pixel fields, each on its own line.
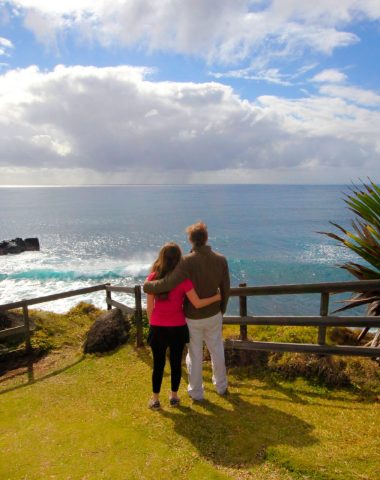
left=143, top=222, right=230, bottom=401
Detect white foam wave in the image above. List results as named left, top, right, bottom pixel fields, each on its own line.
left=0, top=251, right=153, bottom=312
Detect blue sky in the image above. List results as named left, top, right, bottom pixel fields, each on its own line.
left=0, top=1, right=380, bottom=185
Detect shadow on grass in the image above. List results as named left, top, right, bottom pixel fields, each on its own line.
left=0, top=337, right=133, bottom=395
left=160, top=392, right=317, bottom=468
left=243, top=379, right=368, bottom=408
left=231, top=368, right=377, bottom=406
left=0, top=355, right=85, bottom=395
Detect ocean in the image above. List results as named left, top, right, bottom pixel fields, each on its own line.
left=0, top=185, right=359, bottom=315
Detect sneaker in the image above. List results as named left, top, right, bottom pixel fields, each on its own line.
left=148, top=399, right=161, bottom=410
left=169, top=397, right=180, bottom=407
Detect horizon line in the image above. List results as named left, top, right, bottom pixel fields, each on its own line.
left=0, top=183, right=355, bottom=188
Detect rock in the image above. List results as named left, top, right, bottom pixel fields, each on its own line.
left=83, top=309, right=131, bottom=354
left=0, top=313, right=13, bottom=330
left=24, top=238, right=40, bottom=251
left=0, top=237, right=40, bottom=255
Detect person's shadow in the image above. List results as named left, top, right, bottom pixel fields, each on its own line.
left=160, top=391, right=317, bottom=468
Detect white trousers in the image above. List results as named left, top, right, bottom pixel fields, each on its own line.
left=185, top=312, right=228, bottom=400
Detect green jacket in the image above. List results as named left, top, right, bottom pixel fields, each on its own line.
left=143, top=245, right=230, bottom=319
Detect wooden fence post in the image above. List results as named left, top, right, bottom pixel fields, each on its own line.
left=134, top=285, right=144, bottom=347
left=239, top=282, right=248, bottom=341
left=22, top=301, right=34, bottom=382
left=105, top=284, right=112, bottom=311
left=318, top=293, right=329, bottom=345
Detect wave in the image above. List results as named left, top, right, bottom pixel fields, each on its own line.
left=0, top=263, right=151, bottom=282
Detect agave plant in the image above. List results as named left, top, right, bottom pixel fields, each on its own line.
left=319, top=180, right=380, bottom=321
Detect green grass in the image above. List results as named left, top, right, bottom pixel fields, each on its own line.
left=1, top=302, right=103, bottom=354
left=1, top=341, right=379, bottom=480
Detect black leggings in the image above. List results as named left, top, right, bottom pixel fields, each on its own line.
left=148, top=325, right=189, bottom=394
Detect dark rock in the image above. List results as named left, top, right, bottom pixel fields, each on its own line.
left=0, top=311, right=24, bottom=331
left=0, top=313, right=13, bottom=330
left=0, top=237, right=40, bottom=255
left=24, top=238, right=40, bottom=251
left=7, top=238, right=25, bottom=254
left=83, top=309, right=131, bottom=354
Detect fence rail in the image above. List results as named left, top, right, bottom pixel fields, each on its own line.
left=224, top=339, right=380, bottom=357
left=229, top=279, right=380, bottom=296
left=0, top=283, right=144, bottom=381
left=0, top=284, right=108, bottom=312
left=225, top=279, right=380, bottom=356
left=223, top=315, right=380, bottom=327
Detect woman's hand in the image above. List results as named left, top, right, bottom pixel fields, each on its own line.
left=186, top=288, right=222, bottom=309
left=215, top=289, right=222, bottom=302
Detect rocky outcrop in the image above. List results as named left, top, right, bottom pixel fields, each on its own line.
left=0, top=238, right=40, bottom=255
left=83, top=308, right=131, bottom=354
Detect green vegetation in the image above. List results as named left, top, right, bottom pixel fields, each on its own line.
left=1, top=340, right=379, bottom=480
left=320, top=179, right=380, bottom=314
left=1, top=304, right=379, bottom=479
left=223, top=324, right=380, bottom=395
left=1, top=302, right=102, bottom=354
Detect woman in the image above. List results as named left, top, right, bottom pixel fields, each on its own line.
left=146, top=242, right=221, bottom=410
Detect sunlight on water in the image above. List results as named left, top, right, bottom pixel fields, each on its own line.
left=0, top=185, right=360, bottom=314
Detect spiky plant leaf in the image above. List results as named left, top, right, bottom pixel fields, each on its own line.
left=320, top=180, right=380, bottom=315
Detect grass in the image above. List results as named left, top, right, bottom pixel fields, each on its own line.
left=1, top=302, right=103, bottom=355
left=1, top=338, right=379, bottom=479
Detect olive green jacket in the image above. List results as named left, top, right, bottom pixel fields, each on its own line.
left=143, top=245, right=230, bottom=319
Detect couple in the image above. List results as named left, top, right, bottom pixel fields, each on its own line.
left=143, top=222, right=230, bottom=409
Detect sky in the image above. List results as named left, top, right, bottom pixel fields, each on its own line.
left=0, top=0, right=379, bottom=185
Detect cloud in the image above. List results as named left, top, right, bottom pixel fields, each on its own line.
left=311, top=69, right=348, bottom=83
left=319, top=84, right=380, bottom=106
left=0, top=64, right=379, bottom=184
left=4, top=0, right=380, bottom=64
left=210, top=67, right=294, bottom=86
left=0, top=36, right=13, bottom=56
left=211, top=62, right=320, bottom=87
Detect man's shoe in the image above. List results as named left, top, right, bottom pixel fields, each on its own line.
left=190, top=395, right=204, bottom=403
left=218, top=388, right=229, bottom=396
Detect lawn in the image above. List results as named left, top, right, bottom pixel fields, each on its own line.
left=1, top=341, right=379, bottom=480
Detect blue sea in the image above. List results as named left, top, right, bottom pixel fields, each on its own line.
left=0, top=185, right=358, bottom=315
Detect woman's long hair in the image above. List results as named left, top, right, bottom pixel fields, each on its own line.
left=151, top=242, right=182, bottom=279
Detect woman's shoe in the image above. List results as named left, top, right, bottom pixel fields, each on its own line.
left=148, top=399, right=161, bottom=410
left=169, top=397, right=180, bottom=407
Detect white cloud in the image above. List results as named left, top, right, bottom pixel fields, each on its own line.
left=3, top=0, right=380, bottom=64
left=211, top=63, right=319, bottom=87
left=312, top=69, right=348, bottom=83
left=0, top=36, right=14, bottom=56
left=0, top=64, right=379, bottom=184
left=210, top=67, right=293, bottom=86
left=319, top=84, right=380, bottom=106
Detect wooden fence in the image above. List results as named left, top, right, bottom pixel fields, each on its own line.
left=1, top=279, right=380, bottom=375
left=224, top=279, right=380, bottom=357
left=0, top=284, right=144, bottom=364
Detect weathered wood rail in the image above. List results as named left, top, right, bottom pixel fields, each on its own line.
left=225, top=279, right=380, bottom=356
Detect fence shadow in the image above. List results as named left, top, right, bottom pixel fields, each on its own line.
left=0, top=354, right=85, bottom=395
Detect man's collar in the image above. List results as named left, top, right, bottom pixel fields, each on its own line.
left=191, top=244, right=212, bottom=253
